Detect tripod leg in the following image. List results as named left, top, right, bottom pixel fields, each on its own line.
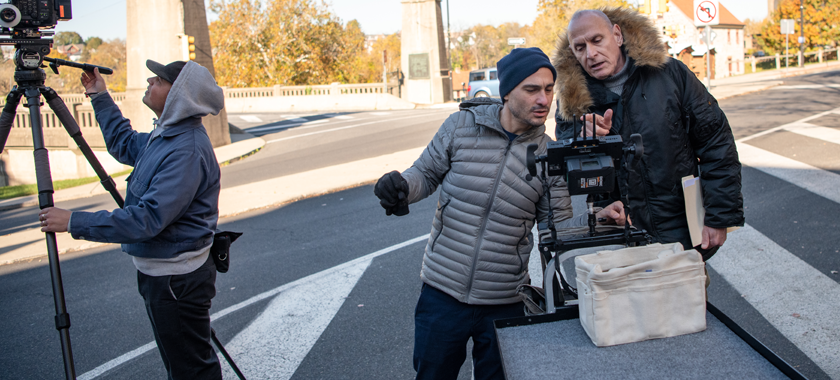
left=41, top=88, right=124, bottom=208
left=210, top=328, right=247, bottom=380
left=0, top=89, right=23, bottom=154
left=24, top=87, right=76, bottom=380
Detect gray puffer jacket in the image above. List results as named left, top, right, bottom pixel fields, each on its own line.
left=402, top=98, right=586, bottom=305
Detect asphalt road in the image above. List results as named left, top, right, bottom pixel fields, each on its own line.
left=0, top=108, right=452, bottom=237
left=2, top=71, right=840, bottom=379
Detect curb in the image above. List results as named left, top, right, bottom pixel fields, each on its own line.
left=0, top=136, right=266, bottom=212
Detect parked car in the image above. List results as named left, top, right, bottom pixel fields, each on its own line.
left=467, top=67, right=499, bottom=98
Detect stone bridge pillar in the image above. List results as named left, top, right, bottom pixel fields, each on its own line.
left=400, top=0, right=452, bottom=104
left=125, top=0, right=229, bottom=146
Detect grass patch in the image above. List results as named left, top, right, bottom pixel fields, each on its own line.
left=0, top=169, right=132, bottom=200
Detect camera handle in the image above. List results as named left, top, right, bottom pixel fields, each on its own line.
left=526, top=144, right=558, bottom=246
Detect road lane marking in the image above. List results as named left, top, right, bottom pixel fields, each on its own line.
left=264, top=113, right=445, bottom=144
left=736, top=141, right=840, bottom=204
left=239, top=115, right=263, bottom=123
left=738, top=106, right=840, bottom=143
left=771, top=84, right=840, bottom=89
left=246, top=119, right=329, bottom=134
left=783, top=123, right=840, bottom=146
left=77, top=234, right=429, bottom=379
left=370, top=112, right=391, bottom=116
left=709, top=225, right=840, bottom=378
left=221, top=258, right=369, bottom=380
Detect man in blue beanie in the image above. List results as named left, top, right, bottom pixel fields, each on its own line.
left=374, top=48, right=626, bottom=379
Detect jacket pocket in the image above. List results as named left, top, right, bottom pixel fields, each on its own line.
left=430, top=198, right=451, bottom=252
left=128, top=175, right=149, bottom=198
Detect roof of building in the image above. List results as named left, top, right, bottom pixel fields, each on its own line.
left=671, top=0, right=744, bottom=27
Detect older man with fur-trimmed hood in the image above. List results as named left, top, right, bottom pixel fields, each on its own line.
left=552, top=8, right=744, bottom=259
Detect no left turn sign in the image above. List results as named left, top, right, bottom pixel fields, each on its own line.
left=694, top=0, right=720, bottom=26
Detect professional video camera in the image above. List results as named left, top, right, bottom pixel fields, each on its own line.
left=0, top=0, right=71, bottom=33
left=525, top=114, right=651, bottom=307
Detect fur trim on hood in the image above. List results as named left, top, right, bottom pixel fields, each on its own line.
left=552, top=6, right=668, bottom=121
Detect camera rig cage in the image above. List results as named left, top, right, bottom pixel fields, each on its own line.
left=525, top=114, right=651, bottom=306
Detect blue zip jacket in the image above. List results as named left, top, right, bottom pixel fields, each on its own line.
left=69, top=62, right=225, bottom=259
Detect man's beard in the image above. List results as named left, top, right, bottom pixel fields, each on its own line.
left=510, top=99, right=548, bottom=128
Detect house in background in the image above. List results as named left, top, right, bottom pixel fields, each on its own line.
left=644, top=0, right=746, bottom=79
left=55, top=44, right=85, bottom=61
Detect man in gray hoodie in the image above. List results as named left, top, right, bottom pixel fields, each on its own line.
left=374, top=48, right=626, bottom=380
left=39, top=60, right=225, bottom=379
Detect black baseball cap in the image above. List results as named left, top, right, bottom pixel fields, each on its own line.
left=146, top=60, right=187, bottom=84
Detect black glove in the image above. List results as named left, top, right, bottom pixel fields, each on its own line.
left=374, top=171, right=410, bottom=216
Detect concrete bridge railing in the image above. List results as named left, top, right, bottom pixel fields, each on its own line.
left=224, top=82, right=398, bottom=99
left=1, top=82, right=401, bottom=149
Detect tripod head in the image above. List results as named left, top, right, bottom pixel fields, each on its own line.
left=6, top=39, right=113, bottom=90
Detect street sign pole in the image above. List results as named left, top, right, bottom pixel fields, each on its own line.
left=786, top=34, right=789, bottom=69
left=694, top=0, right=719, bottom=89
left=799, top=0, right=805, bottom=67
left=705, top=25, right=712, bottom=88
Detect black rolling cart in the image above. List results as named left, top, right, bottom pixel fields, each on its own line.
left=493, top=117, right=808, bottom=379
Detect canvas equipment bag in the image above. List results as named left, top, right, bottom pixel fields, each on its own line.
left=574, top=243, right=707, bottom=347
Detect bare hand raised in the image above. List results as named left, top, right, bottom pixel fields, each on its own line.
left=579, top=109, right=613, bottom=137
left=80, top=67, right=107, bottom=94
left=595, top=200, right=630, bottom=226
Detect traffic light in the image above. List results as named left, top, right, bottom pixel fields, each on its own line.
left=659, top=0, right=669, bottom=13
left=639, top=0, right=651, bottom=14
left=187, top=35, right=196, bottom=60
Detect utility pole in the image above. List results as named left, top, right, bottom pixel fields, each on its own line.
left=799, top=0, right=804, bottom=67
left=446, top=0, right=452, bottom=79
left=383, top=50, right=388, bottom=94
left=705, top=25, right=712, bottom=88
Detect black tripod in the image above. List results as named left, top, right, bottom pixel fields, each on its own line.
left=0, top=41, right=122, bottom=380
left=0, top=42, right=248, bottom=380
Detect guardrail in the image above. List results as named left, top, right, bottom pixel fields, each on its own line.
left=747, top=48, right=840, bottom=72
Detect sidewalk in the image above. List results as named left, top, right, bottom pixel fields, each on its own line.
left=0, top=132, right=264, bottom=213
left=3, top=62, right=840, bottom=265
left=709, top=59, right=840, bottom=100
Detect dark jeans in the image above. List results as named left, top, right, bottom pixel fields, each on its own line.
left=413, top=283, right=524, bottom=380
left=137, top=255, right=221, bottom=380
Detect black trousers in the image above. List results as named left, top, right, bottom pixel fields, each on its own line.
left=414, top=284, right=524, bottom=380
left=137, top=255, right=221, bottom=380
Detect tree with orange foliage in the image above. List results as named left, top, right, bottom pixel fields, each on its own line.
left=759, top=0, right=840, bottom=54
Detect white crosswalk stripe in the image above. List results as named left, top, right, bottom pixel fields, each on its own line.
left=736, top=141, right=840, bottom=205
left=709, top=225, right=840, bottom=378
left=221, top=259, right=370, bottom=380
left=783, top=122, right=840, bottom=146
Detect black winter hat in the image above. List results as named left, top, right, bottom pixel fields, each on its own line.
left=497, top=47, right=557, bottom=100
left=146, top=60, right=187, bottom=84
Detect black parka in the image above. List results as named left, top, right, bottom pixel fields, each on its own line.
left=552, top=7, right=744, bottom=258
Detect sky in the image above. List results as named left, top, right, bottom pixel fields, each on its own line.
left=58, top=0, right=769, bottom=42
